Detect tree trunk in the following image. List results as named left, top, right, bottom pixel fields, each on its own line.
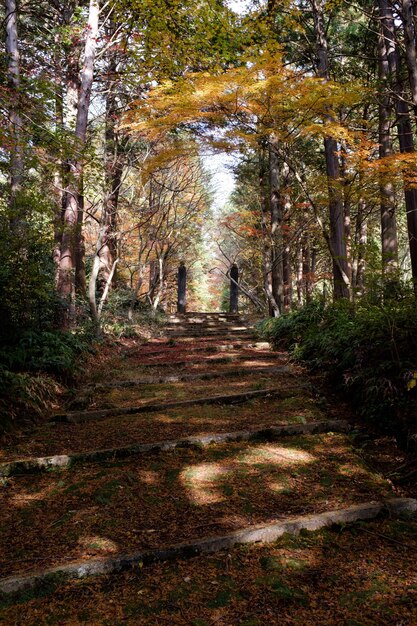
left=380, top=0, right=417, bottom=282
left=302, top=232, right=311, bottom=302
left=296, top=244, right=303, bottom=306
left=269, top=137, right=283, bottom=313
left=340, top=145, right=352, bottom=285
left=311, top=0, right=350, bottom=300
left=259, top=145, right=280, bottom=315
left=282, top=178, right=293, bottom=312
left=397, top=98, right=417, bottom=281
left=401, top=0, right=417, bottom=118
left=378, top=0, right=399, bottom=280
left=5, top=0, right=23, bottom=228
left=354, top=194, right=368, bottom=295
left=58, top=0, right=100, bottom=317
left=53, top=38, right=65, bottom=280
left=99, top=23, right=124, bottom=289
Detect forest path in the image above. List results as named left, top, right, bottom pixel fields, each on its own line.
left=1, top=313, right=417, bottom=624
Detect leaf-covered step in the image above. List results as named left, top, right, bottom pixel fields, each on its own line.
left=136, top=351, right=282, bottom=368
left=0, top=433, right=395, bottom=580
left=90, top=365, right=290, bottom=388
left=3, top=515, right=417, bottom=623
left=52, top=387, right=298, bottom=424
left=1, top=498, right=415, bottom=598
left=0, top=419, right=350, bottom=476
left=0, top=394, right=323, bottom=462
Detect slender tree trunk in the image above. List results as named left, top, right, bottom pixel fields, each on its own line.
left=340, top=145, right=352, bottom=285
left=5, top=0, right=23, bottom=228
left=259, top=145, right=280, bottom=315
left=88, top=223, right=106, bottom=326
left=354, top=194, right=368, bottom=295
left=152, top=253, right=166, bottom=310
left=311, top=0, right=350, bottom=299
left=401, top=0, right=417, bottom=118
left=58, top=0, right=100, bottom=317
left=53, top=44, right=64, bottom=278
left=400, top=0, right=417, bottom=280
left=88, top=222, right=119, bottom=329
left=282, top=174, right=293, bottom=312
left=302, top=231, right=311, bottom=302
left=269, top=137, right=283, bottom=313
left=75, top=179, right=86, bottom=293
left=296, top=243, right=303, bottom=306
left=99, top=24, right=124, bottom=288
left=378, top=0, right=399, bottom=280
left=380, top=0, right=417, bottom=282
left=353, top=109, right=369, bottom=295
left=310, top=247, right=317, bottom=300
left=397, top=99, right=417, bottom=281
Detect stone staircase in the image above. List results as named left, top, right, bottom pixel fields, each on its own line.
left=0, top=312, right=416, bottom=623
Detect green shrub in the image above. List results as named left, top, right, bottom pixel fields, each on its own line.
left=258, top=294, right=417, bottom=433
left=0, top=329, right=93, bottom=379
left=0, top=367, right=61, bottom=432
left=0, top=329, right=94, bottom=433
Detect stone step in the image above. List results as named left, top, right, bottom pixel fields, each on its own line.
left=131, top=341, right=270, bottom=356
left=51, top=387, right=293, bottom=424
left=0, top=419, right=350, bottom=477
left=137, top=351, right=279, bottom=368
left=166, top=330, right=254, bottom=338
left=1, top=497, right=415, bottom=597
left=167, top=314, right=247, bottom=320
left=90, top=365, right=290, bottom=389
left=166, top=320, right=250, bottom=328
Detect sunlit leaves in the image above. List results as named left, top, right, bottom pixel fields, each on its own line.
left=124, top=50, right=366, bottom=153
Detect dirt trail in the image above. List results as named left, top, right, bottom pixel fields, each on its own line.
left=1, top=312, right=416, bottom=625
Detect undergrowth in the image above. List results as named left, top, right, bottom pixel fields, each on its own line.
left=258, top=293, right=417, bottom=440
left=100, top=289, right=166, bottom=338
left=0, top=329, right=94, bottom=434
left=0, top=290, right=167, bottom=434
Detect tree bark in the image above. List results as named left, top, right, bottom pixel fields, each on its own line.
left=282, top=168, right=293, bottom=312
left=311, top=0, right=350, bottom=300
left=379, top=0, right=417, bottom=282
left=340, top=145, right=352, bottom=285
left=259, top=145, right=280, bottom=315
left=354, top=193, right=368, bottom=296
left=99, top=23, right=124, bottom=289
left=58, top=0, right=100, bottom=317
left=401, top=0, right=417, bottom=118
left=269, top=137, right=283, bottom=313
left=5, top=0, right=23, bottom=228
left=296, top=242, right=303, bottom=306
left=378, top=0, right=399, bottom=280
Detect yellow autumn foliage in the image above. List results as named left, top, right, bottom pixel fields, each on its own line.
left=123, top=50, right=367, bottom=151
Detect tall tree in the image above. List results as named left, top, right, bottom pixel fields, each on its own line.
left=377, top=0, right=399, bottom=279
left=4, top=0, right=23, bottom=229
left=269, top=137, right=284, bottom=314
left=311, top=0, right=350, bottom=299
left=378, top=0, right=417, bottom=283
left=58, top=0, right=100, bottom=318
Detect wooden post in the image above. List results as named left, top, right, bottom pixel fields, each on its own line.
left=177, top=262, right=186, bottom=313
left=230, top=263, right=239, bottom=313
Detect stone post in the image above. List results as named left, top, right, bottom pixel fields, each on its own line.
left=177, top=262, right=186, bottom=313
left=229, top=263, right=239, bottom=313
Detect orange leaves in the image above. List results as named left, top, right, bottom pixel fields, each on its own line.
left=122, top=51, right=366, bottom=154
